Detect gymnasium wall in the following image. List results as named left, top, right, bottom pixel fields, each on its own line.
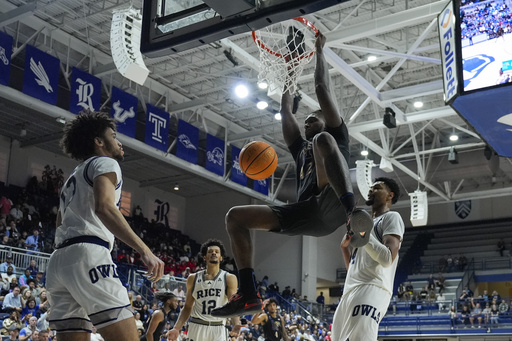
left=393, top=196, right=512, bottom=227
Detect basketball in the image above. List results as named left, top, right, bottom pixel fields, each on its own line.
left=239, top=141, right=278, bottom=180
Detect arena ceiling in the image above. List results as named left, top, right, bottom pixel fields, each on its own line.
left=1, top=0, right=511, bottom=208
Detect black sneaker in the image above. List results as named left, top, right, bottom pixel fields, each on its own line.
left=347, top=208, right=373, bottom=248
left=211, top=292, right=263, bottom=318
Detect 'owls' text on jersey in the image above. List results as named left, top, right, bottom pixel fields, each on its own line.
left=191, top=269, right=228, bottom=323
left=55, top=156, right=122, bottom=251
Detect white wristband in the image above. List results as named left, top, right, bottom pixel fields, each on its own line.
left=364, top=234, right=393, bottom=267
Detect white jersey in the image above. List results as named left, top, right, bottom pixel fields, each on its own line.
left=55, top=156, right=122, bottom=251
left=190, top=269, right=228, bottom=323
left=344, top=211, right=405, bottom=296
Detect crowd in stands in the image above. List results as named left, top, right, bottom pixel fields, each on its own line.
left=1, top=172, right=334, bottom=340
left=452, top=287, right=512, bottom=330
left=0, top=256, right=49, bottom=340
left=391, top=271, right=512, bottom=332
left=460, top=1, right=512, bottom=41
left=438, top=254, right=468, bottom=273
left=396, top=273, right=446, bottom=309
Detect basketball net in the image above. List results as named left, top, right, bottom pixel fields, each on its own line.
left=252, top=17, right=318, bottom=95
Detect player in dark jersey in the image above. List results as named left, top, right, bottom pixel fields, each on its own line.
left=141, top=292, right=179, bottom=341
left=212, top=32, right=372, bottom=318
left=251, top=298, right=290, bottom=341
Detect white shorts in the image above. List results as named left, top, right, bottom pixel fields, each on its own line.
left=187, top=320, right=228, bottom=341
left=46, top=242, right=133, bottom=332
left=332, top=285, right=391, bottom=341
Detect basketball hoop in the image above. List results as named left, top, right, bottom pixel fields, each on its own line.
left=252, top=17, right=319, bottom=95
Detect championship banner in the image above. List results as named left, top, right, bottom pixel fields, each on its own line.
left=253, top=178, right=269, bottom=195
left=111, top=86, right=137, bottom=138
left=22, top=45, right=60, bottom=105
left=145, top=104, right=170, bottom=152
left=0, top=32, right=13, bottom=86
left=230, top=145, right=247, bottom=186
left=70, top=67, right=102, bottom=114
left=205, top=134, right=225, bottom=176
left=176, top=119, right=199, bottom=164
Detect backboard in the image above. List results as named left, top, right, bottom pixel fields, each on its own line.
left=140, top=0, right=346, bottom=58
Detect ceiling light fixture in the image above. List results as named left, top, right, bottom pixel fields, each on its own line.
left=361, top=149, right=369, bottom=156
left=173, top=183, right=179, bottom=191
left=256, top=100, right=268, bottom=110
left=234, top=84, right=249, bottom=98
left=257, top=81, right=268, bottom=90
left=274, top=112, right=282, bottom=120
left=56, top=117, right=66, bottom=124
left=449, top=128, right=459, bottom=141
left=367, top=55, right=377, bottom=62
left=413, top=101, right=423, bottom=108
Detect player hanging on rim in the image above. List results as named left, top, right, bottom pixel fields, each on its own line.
left=167, top=239, right=241, bottom=341
left=46, top=111, right=164, bottom=341
left=332, top=177, right=405, bottom=340
left=211, top=31, right=373, bottom=318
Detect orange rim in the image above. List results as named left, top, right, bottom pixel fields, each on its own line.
left=252, top=16, right=319, bottom=61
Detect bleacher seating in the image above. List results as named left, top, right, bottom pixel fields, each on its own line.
left=417, top=220, right=512, bottom=274
left=378, top=219, right=512, bottom=337
left=406, top=273, right=463, bottom=303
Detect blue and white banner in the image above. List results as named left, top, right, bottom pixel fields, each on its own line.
left=70, top=67, right=101, bottom=114
left=0, top=32, right=13, bottom=86
left=230, top=145, right=247, bottom=186
left=22, top=45, right=60, bottom=105
left=111, top=86, right=137, bottom=138
left=205, top=134, right=225, bottom=176
left=145, top=104, right=169, bottom=152
left=253, top=178, right=269, bottom=195
left=176, top=119, right=199, bottom=164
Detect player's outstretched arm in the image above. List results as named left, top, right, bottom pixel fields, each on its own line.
left=314, top=32, right=342, bottom=128
left=93, top=173, right=164, bottom=282
left=168, top=274, right=196, bottom=341
left=280, top=84, right=301, bottom=147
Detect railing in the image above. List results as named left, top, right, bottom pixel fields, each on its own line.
left=0, top=245, right=190, bottom=304
left=455, top=258, right=475, bottom=301
left=382, top=299, right=512, bottom=334
left=110, top=264, right=187, bottom=303
left=389, top=299, right=456, bottom=316
left=418, top=256, right=511, bottom=274
left=263, top=290, right=332, bottom=323
left=0, top=245, right=51, bottom=274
